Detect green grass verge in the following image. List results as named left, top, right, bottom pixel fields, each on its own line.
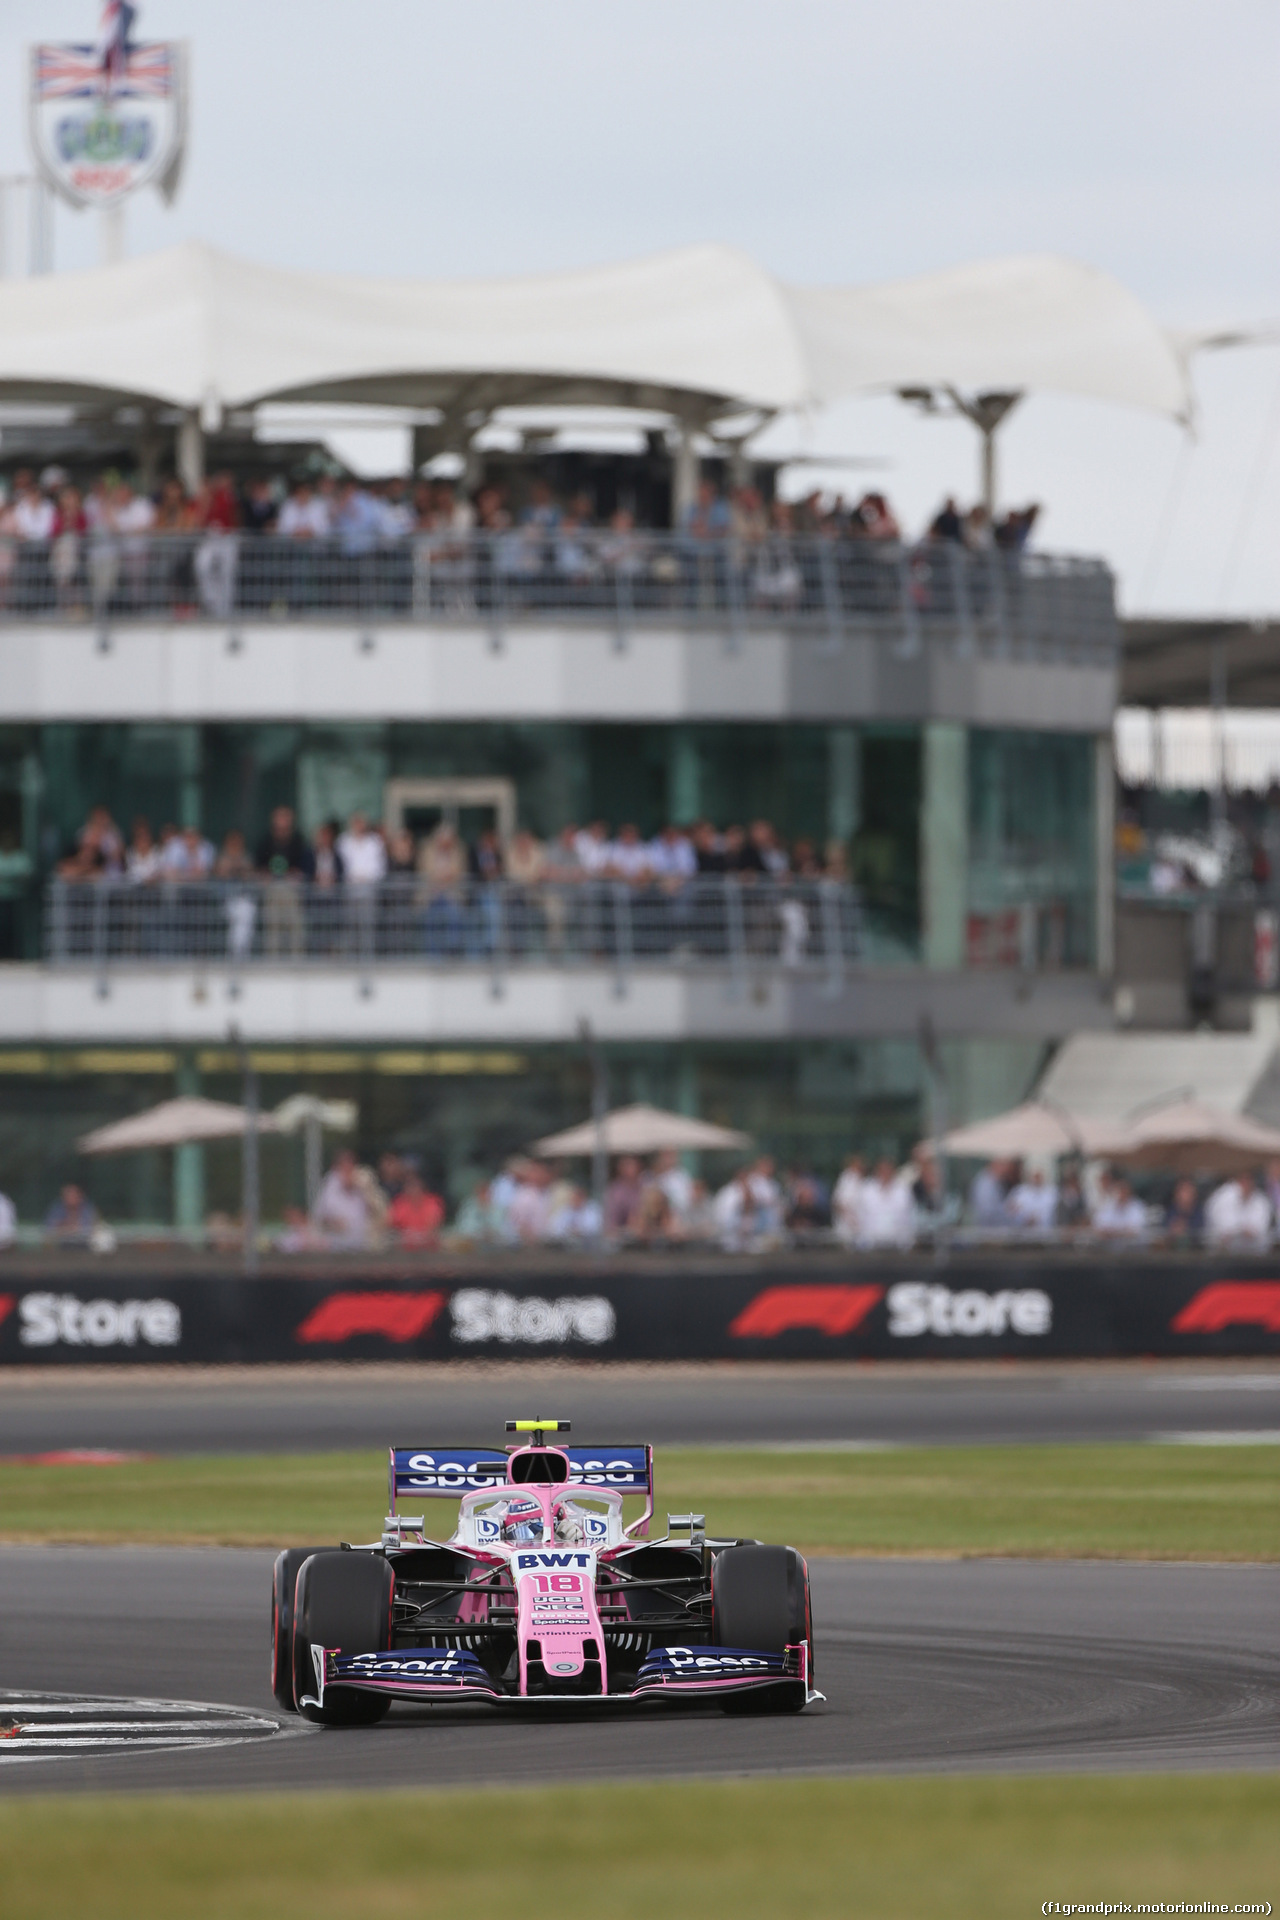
left=4, top=1776, right=1279, bottom=1920
left=1, top=1444, right=1277, bottom=1558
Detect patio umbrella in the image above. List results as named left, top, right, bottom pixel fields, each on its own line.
left=530, top=1103, right=751, bottom=1158
left=272, top=1095, right=358, bottom=1210
left=78, top=1097, right=280, bottom=1154
left=938, top=1101, right=1122, bottom=1160
left=1105, top=1099, right=1280, bottom=1176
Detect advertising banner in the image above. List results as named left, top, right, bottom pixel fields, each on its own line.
left=1, top=1262, right=1280, bottom=1365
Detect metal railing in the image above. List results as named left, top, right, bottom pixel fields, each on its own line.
left=0, top=531, right=1118, bottom=662
left=44, top=874, right=864, bottom=985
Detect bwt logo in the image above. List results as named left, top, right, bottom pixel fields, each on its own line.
left=17, top=1292, right=181, bottom=1349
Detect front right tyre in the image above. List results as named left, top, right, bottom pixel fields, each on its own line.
left=710, top=1543, right=812, bottom=1715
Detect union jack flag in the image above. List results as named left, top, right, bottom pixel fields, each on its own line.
left=34, top=41, right=173, bottom=103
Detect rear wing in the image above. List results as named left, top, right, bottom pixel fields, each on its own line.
left=388, top=1444, right=655, bottom=1536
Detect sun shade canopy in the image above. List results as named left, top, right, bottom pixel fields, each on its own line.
left=78, top=1096, right=281, bottom=1154
left=0, top=242, right=1192, bottom=425
left=530, top=1103, right=750, bottom=1158
left=938, top=1101, right=1124, bottom=1160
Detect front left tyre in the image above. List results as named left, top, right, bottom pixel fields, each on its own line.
left=271, top=1546, right=328, bottom=1711
left=291, top=1550, right=395, bottom=1726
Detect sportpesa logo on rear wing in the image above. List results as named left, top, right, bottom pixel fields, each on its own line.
left=389, top=1445, right=653, bottom=1503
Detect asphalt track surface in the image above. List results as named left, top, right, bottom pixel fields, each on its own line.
left=0, top=1548, right=1276, bottom=1792
left=3, top=1360, right=1280, bottom=1455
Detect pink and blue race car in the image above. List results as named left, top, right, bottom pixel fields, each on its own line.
left=271, top=1420, right=821, bottom=1722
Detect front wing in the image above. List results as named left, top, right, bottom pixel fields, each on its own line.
left=314, top=1642, right=822, bottom=1709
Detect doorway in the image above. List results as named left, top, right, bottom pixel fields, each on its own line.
left=383, top=778, right=517, bottom=847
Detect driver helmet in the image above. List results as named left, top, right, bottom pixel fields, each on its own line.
left=500, top=1497, right=544, bottom=1545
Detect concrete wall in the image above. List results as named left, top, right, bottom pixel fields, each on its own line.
left=0, top=621, right=1117, bottom=730
left=0, top=962, right=1115, bottom=1046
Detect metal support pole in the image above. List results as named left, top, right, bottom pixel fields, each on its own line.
left=238, top=1034, right=260, bottom=1276
left=304, top=1112, right=322, bottom=1213
left=671, top=423, right=698, bottom=530
left=1210, top=635, right=1228, bottom=832
left=579, top=1017, right=609, bottom=1244
left=99, top=203, right=125, bottom=266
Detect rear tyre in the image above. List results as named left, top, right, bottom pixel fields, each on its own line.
left=291, top=1551, right=395, bottom=1726
left=711, top=1544, right=812, bottom=1715
left=271, top=1547, right=327, bottom=1711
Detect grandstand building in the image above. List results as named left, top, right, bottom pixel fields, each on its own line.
left=0, top=244, right=1158, bottom=1229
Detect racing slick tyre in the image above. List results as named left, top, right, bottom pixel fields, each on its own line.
left=271, top=1547, right=327, bottom=1712
left=291, top=1551, right=395, bottom=1726
left=711, top=1544, right=812, bottom=1715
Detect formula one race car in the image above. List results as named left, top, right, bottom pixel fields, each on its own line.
left=271, top=1420, right=821, bottom=1723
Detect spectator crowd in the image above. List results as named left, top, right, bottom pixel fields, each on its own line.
left=3, top=1146, right=1276, bottom=1257
left=0, top=461, right=1043, bottom=621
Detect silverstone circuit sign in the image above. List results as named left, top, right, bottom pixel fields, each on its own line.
left=1, top=1265, right=1280, bottom=1365
left=29, top=3, right=187, bottom=211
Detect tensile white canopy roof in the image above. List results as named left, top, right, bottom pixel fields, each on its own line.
left=0, top=242, right=1192, bottom=426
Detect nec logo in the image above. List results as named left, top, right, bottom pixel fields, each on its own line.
left=294, top=1291, right=447, bottom=1344
left=729, top=1285, right=884, bottom=1338
left=514, top=1551, right=593, bottom=1572
left=1172, top=1283, right=1280, bottom=1334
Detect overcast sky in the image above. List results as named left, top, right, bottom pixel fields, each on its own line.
left=1, top=0, right=1277, bottom=614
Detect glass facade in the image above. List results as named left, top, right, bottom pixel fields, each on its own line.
left=967, top=729, right=1096, bottom=969
left=0, top=719, right=926, bottom=959
left=0, top=1035, right=1047, bottom=1231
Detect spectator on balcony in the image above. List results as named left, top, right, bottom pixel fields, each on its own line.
left=418, top=820, right=468, bottom=957
left=193, top=472, right=241, bottom=621
left=1008, top=1166, right=1058, bottom=1235
left=784, top=1167, right=829, bottom=1234
left=855, top=1158, right=916, bottom=1249
left=928, top=497, right=964, bottom=544
left=337, top=811, right=386, bottom=955
left=963, top=505, right=995, bottom=552
left=311, top=1148, right=372, bottom=1249
left=1162, top=1177, right=1204, bottom=1246
left=1091, top=1173, right=1149, bottom=1241
left=124, top=817, right=162, bottom=885
left=242, top=476, right=278, bottom=535
left=307, top=818, right=344, bottom=954
left=172, top=824, right=216, bottom=878
left=385, top=827, right=416, bottom=877
left=832, top=1153, right=867, bottom=1247
left=278, top=480, right=332, bottom=540
left=50, top=485, right=87, bottom=613
left=652, top=1147, right=695, bottom=1229
left=995, top=505, right=1040, bottom=553
left=0, top=1184, right=15, bottom=1249
left=747, top=1155, right=784, bottom=1238
left=11, top=470, right=55, bottom=543
left=851, top=493, right=901, bottom=542
left=681, top=480, right=731, bottom=541
left=388, top=1169, right=446, bottom=1247
left=546, top=1183, right=602, bottom=1243
left=1204, top=1170, right=1272, bottom=1250
left=58, top=804, right=124, bottom=880
left=44, top=1182, right=99, bottom=1246
left=604, top=1155, right=646, bottom=1238
left=255, top=804, right=313, bottom=957
left=968, top=1158, right=1014, bottom=1231
left=214, top=828, right=257, bottom=960
left=608, top=823, right=652, bottom=884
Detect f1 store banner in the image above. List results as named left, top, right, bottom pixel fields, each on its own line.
left=1, top=1265, right=1280, bottom=1364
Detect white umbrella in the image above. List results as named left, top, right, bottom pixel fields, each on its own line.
left=938, top=1101, right=1122, bottom=1160
left=531, top=1103, right=751, bottom=1158
left=79, top=1097, right=280, bottom=1155
left=1106, top=1099, right=1280, bottom=1176
left=272, top=1094, right=358, bottom=1211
